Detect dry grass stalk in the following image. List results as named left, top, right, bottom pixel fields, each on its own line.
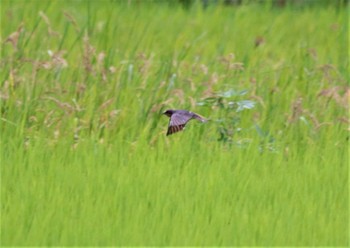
left=338, top=116, right=350, bottom=125
left=172, top=88, right=185, bottom=105
left=75, top=83, right=86, bottom=96
left=200, top=64, right=209, bottom=75
left=26, top=50, right=67, bottom=71
left=306, top=111, right=332, bottom=131
left=219, top=53, right=245, bottom=71
left=83, top=31, right=96, bottom=76
left=318, top=86, right=350, bottom=109
left=317, top=64, right=340, bottom=83
left=39, top=11, right=60, bottom=37
left=150, top=99, right=173, bottom=113
left=307, top=48, right=318, bottom=61
left=136, top=52, right=153, bottom=76
left=43, top=96, right=75, bottom=114
left=44, top=110, right=55, bottom=127
left=201, top=72, right=220, bottom=98
left=288, top=97, right=303, bottom=124
left=49, top=50, right=68, bottom=69
left=4, top=22, right=24, bottom=50
left=1, top=79, right=10, bottom=100
left=8, top=69, right=22, bottom=89
left=97, top=52, right=107, bottom=81
left=249, top=77, right=265, bottom=108
left=99, top=98, right=114, bottom=111
left=63, top=11, right=80, bottom=33
left=188, top=96, right=197, bottom=109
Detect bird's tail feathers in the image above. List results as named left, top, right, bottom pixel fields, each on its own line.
left=193, top=114, right=208, bottom=123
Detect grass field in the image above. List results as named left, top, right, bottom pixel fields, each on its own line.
left=1, top=0, right=349, bottom=246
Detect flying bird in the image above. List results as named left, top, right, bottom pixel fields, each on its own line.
left=163, top=109, right=207, bottom=136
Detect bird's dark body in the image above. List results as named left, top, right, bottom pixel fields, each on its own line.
left=163, top=109, right=207, bottom=136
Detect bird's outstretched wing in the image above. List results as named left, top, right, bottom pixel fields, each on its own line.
left=167, top=112, right=192, bottom=136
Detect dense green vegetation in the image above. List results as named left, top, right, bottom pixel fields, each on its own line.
left=1, top=0, right=348, bottom=245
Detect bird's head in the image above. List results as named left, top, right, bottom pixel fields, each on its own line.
left=163, top=109, right=174, bottom=117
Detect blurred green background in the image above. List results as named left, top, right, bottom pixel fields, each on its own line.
left=1, top=0, right=349, bottom=246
